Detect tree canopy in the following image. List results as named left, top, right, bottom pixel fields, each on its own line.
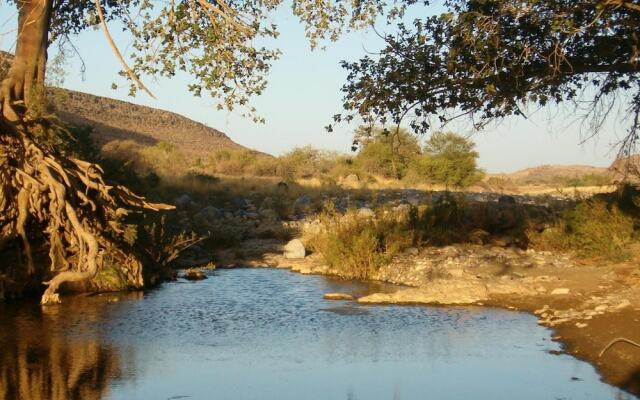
left=409, top=131, right=483, bottom=187
left=354, top=126, right=421, bottom=178
left=332, top=0, right=640, bottom=155
left=4, top=0, right=402, bottom=120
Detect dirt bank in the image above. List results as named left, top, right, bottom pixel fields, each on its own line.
left=218, top=239, right=640, bottom=396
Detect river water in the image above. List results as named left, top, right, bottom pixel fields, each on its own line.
left=0, top=268, right=636, bottom=400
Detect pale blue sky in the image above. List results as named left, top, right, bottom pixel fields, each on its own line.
left=0, top=3, right=628, bottom=172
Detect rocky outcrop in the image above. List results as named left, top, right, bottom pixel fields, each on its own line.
left=358, top=281, right=488, bottom=305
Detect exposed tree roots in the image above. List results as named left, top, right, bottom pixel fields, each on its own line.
left=0, top=120, right=173, bottom=304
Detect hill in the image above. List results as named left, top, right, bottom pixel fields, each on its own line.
left=1, top=50, right=259, bottom=159
left=48, top=88, right=255, bottom=157
left=488, top=164, right=611, bottom=186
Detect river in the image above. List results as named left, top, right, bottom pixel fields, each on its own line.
left=0, top=268, right=636, bottom=400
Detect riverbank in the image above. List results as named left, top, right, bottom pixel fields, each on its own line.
left=214, top=237, right=640, bottom=396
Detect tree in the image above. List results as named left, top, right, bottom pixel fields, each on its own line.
left=0, top=0, right=389, bottom=303
left=354, top=126, right=421, bottom=179
left=409, top=131, right=483, bottom=188
left=333, top=1, right=640, bottom=155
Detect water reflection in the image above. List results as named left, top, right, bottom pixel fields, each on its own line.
left=0, top=295, right=138, bottom=400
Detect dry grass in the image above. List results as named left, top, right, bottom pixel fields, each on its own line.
left=305, top=205, right=416, bottom=279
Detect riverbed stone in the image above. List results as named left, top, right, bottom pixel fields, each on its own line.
left=183, top=268, right=207, bottom=280
left=324, top=293, right=355, bottom=301
left=358, top=280, right=488, bottom=305
left=341, top=174, right=360, bottom=188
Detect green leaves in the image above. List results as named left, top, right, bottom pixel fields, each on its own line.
left=43, top=0, right=393, bottom=120
left=334, top=0, right=640, bottom=155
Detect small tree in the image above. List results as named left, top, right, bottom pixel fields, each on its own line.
left=354, top=126, right=421, bottom=179
left=410, top=132, right=483, bottom=188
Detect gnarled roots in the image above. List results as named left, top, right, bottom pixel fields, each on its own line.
left=0, top=121, right=172, bottom=304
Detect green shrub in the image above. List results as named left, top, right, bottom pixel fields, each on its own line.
left=565, top=173, right=612, bottom=187
left=406, top=131, right=484, bottom=188
left=354, top=126, right=421, bottom=179
left=305, top=206, right=415, bottom=279
left=530, top=199, right=635, bottom=260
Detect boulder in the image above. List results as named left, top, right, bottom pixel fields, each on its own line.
left=341, top=174, right=360, bottom=188
left=284, top=239, right=306, bottom=259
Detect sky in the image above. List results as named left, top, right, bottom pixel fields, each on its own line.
left=0, top=3, right=629, bottom=173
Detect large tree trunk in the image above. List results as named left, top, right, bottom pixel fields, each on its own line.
left=0, top=0, right=172, bottom=304
left=1, top=0, right=52, bottom=121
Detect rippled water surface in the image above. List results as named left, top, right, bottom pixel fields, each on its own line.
left=0, top=268, right=637, bottom=400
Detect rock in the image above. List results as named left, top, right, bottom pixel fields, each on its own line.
left=174, top=193, right=192, bottom=208
left=404, top=247, right=419, bottom=256
left=498, top=195, right=517, bottom=205
left=358, top=207, right=375, bottom=218
left=340, top=174, right=360, bottom=188
left=260, top=197, right=274, bottom=210
left=358, top=280, right=488, bottom=305
left=232, top=198, right=250, bottom=209
left=293, top=195, right=311, bottom=211
left=183, top=268, right=207, bottom=280
left=490, top=235, right=514, bottom=247
left=259, top=208, right=279, bottom=221
left=448, top=268, right=465, bottom=278
left=276, top=181, right=289, bottom=192
left=284, top=239, right=306, bottom=259
left=193, top=206, right=222, bottom=226
left=324, top=293, right=355, bottom=301
left=594, top=304, right=608, bottom=312
left=469, top=229, right=490, bottom=245
left=575, top=322, right=588, bottom=328
left=615, top=299, right=631, bottom=309
left=551, top=288, right=570, bottom=295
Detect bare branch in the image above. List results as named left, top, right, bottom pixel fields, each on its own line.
left=93, top=0, right=156, bottom=99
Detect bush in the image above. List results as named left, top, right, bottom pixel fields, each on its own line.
left=529, top=199, right=635, bottom=260
left=305, top=205, right=415, bottom=279
left=354, top=127, right=421, bottom=179
left=565, top=173, right=612, bottom=187
left=406, top=131, right=484, bottom=188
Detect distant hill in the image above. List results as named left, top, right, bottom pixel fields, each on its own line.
left=488, top=164, right=612, bottom=187
left=48, top=88, right=255, bottom=157
left=1, top=50, right=260, bottom=159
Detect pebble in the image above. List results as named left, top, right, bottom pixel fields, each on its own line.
left=551, top=288, right=570, bottom=295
